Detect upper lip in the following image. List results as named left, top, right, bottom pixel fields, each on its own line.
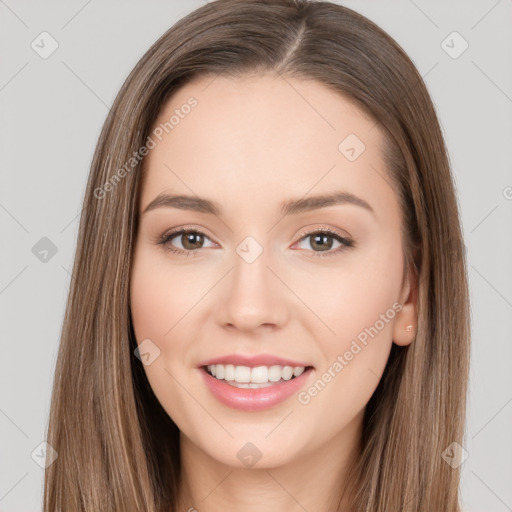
left=198, top=353, right=313, bottom=368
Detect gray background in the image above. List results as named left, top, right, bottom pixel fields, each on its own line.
left=1, top=1, right=511, bottom=510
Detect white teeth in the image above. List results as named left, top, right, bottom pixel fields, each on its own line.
left=293, top=366, right=305, bottom=377
left=206, top=364, right=307, bottom=384
left=234, top=366, right=251, bottom=383
left=251, top=366, right=269, bottom=383
left=225, top=364, right=235, bottom=381
left=281, top=366, right=294, bottom=380
left=268, top=365, right=282, bottom=382
left=226, top=380, right=273, bottom=389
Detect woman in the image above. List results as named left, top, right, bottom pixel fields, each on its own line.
left=43, top=0, right=470, bottom=510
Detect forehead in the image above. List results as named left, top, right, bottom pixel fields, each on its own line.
left=140, top=73, right=398, bottom=223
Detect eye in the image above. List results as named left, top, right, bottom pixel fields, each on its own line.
left=158, top=228, right=216, bottom=257
left=293, top=228, right=354, bottom=258
left=157, top=226, right=354, bottom=258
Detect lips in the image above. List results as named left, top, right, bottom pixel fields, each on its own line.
left=197, top=353, right=314, bottom=411
left=198, top=353, right=312, bottom=368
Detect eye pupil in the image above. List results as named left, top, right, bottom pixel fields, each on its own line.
left=182, top=231, right=204, bottom=250
left=311, top=234, right=333, bottom=251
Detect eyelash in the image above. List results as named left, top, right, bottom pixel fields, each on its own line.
left=157, top=227, right=355, bottom=259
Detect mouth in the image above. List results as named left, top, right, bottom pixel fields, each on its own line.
left=203, top=363, right=312, bottom=388
left=199, top=363, right=314, bottom=411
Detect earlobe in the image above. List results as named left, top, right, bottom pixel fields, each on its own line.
left=392, top=266, right=418, bottom=347
left=393, top=322, right=416, bottom=346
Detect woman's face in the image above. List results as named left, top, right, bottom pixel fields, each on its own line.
left=130, top=73, right=417, bottom=468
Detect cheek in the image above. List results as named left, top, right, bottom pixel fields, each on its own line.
left=297, top=239, right=404, bottom=416
left=303, top=235, right=404, bottom=347
left=130, top=246, right=198, bottom=343
left=130, top=270, right=171, bottom=343
left=130, top=248, right=201, bottom=429
left=129, top=247, right=193, bottom=391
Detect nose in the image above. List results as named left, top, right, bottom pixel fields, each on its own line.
left=217, top=245, right=290, bottom=333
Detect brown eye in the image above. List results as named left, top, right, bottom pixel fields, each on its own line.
left=309, top=233, right=335, bottom=252
left=295, top=229, right=354, bottom=257
left=180, top=231, right=205, bottom=250
left=158, top=228, right=216, bottom=256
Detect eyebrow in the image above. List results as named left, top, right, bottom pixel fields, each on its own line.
left=142, top=191, right=375, bottom=217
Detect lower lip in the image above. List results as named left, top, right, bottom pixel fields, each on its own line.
left=200, top=367, right=313, bottom=411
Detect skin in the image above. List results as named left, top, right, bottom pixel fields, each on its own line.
left=130, top=73, right=418, bottom=512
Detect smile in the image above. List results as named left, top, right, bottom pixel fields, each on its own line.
left=206, top=364, right=306, bottom=388
left=200, top=363, right=314, bottom=411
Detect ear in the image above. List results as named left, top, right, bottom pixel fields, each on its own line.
left=392, top=263, right=418, bottom=347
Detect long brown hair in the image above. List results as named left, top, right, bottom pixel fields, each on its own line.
left=43, top=1, right=470, bottom=510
